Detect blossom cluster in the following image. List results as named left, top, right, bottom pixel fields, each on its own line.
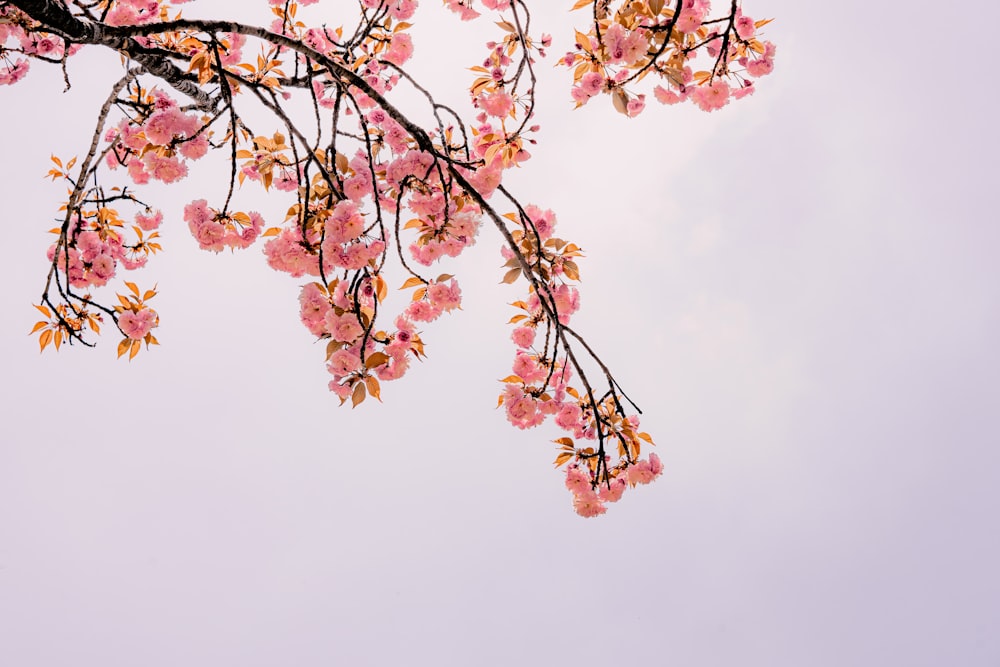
left=41, top=144, right=164, bottom=346
left=46, top=205, right=161, bottom=289
left=495, top=205, right=659, bottom=516
left=450, top=1, right=551, bottom=166
left=0, top=4, right=66, bottom=85
left=443, top=0, right=512, bottom=21
left=40, top=182, right=163, bottom=352
left=565, top=451, right=663, bottom=517
left=0, top=1, right=205, bottom=86
left=559, top=0, right=776, bottom=115
left=257, top=104, right=484, bottom=402
left=16, top=0, right=777, bottom=514
left=104, top=89, right=210, bottom=185
left=102, top=0, right=192, bottom=27
left=184, top=200, right=264, bottom=252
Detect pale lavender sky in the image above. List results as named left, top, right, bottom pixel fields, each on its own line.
left=1, top=1, right=998, bottom=665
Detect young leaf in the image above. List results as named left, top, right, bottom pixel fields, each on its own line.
left=399, top=276, right=425, bottom=290
left=501, top=268, right=521, bottom=284
left=365, top=351, right=389, bottom=369
left=38, top=329, right=53, bottom=352
left=351, top=381, right=367, bottom=408
left=365, top=376, right=382, bottom=401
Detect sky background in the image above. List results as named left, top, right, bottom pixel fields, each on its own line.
left=2, top=0, right=999, bottom=665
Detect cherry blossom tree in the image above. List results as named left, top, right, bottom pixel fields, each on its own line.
left=1, top=0, right=776, bottom=516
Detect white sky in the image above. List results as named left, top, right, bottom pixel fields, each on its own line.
left=2, top=1, right=999, bottom=665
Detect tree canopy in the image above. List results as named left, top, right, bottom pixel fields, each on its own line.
left=1, top=0, right=776, bottom=515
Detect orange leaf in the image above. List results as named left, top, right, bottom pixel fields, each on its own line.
left=399, top=276, right=425, bottom=290
left=365, top=376, right=382, bottom=401
left=351, top=381, right=366, bottom=408
left=612, top=89, right=630, bottom=115
left=553, top=451, right=574, bottom=467
left=365, top=351, right=389, bottom=369
left=501, top=268, right=521, bottom=284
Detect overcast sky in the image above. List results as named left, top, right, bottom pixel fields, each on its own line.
left=2, top=1, right=999, bottom=665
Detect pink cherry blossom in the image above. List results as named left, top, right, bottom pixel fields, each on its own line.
left=135, top=209, right=163, bottom=231
left=444, top=0, right=480, bottom=20
left=143, top=152, right=188, bottom=183
left=512, top=351, right=546, bottom=384
left=735, top=12, right=756, bottom=40
left=597, top=477, right=627, bottom=503
left=732, top=82, right=755, bottom=100
left=119, top=307, right=157, bottom=340
left=327, top=348, right=362, bottom=376
left=511, top=325, right=535, bottom=348
left=691, top=79, right=731, bottom=112
left=524, top=205, right=556, bottom=240
left=627, top=453, right=664, bottom=485
left=0, top=59, right=29, bottom=86
left=405, top=300, right=442, bottom=323
left=565, top=464, right=592, bottom=495
left=602, top=23, right=646, bottom=65
left=745, top=56, right=775, bottom=78
left=572, top=489, right=607, bottom=518
left=326, top=312, right=365, bottom=342
left=89, top=254, right=117, bottom=284
left=298, top=283, right=331, bottom=336
left=427, top=279, right=462, bottom=312
left=383, top=32, right=414, bottom=65
left=555, top=403, right=583, bottom=431
left=626, top=94, right=646, bottom=117
left=481, top=91, right=514, bottom=118
left=551, top=284, right=580, bottom=325
left=580, top=71, right=604, bottom=97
